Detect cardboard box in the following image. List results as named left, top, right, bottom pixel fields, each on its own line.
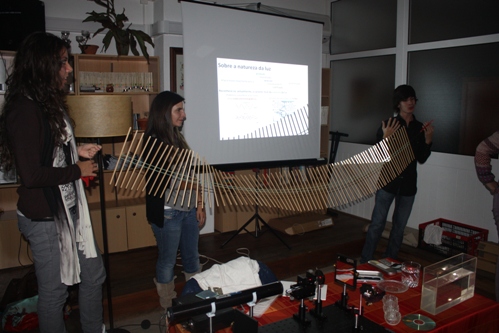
left=476, top=241, right=498, bottom=273
left=477, top=241, right=499, bottom=260
left=214, top=206, right=260, bottom=233
left=477, top=258, right=496, bottom=273
left=214, top=206, right=238, bottom=233
left=269, top=213, right=333, bottom=236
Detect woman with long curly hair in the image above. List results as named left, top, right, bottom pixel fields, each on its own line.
left=0, top=32, right=106, bottom=333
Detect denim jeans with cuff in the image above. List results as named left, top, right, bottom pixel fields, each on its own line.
left=151, top=208, right=200, bottom=284
left=360, top=189, right=415, bottom=263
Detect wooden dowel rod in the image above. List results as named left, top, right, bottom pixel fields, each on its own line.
left=164, top=147, right=186, bottom=201
left=151, top=145, right=173, bottom=196
left=171, top=148, right=191, bottom=205
left=131, top=135, right=153, bottom=191
left=139, top=140, right=164, bottom=192
left=124, top=132, right=145, bottom=189
left=119, top=130, right=140, bottom=189
left=111, top=127, right=133, bottom=186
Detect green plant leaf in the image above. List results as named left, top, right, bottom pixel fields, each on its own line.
left=131, top=29, right=154, bottom=46
left=83, top=12, right=109, bottom=23
left=115, top=11, right=128, bottom=29
left=129, top=29, right=154, bottom=63
left=92, top=27, right=106, bottom=38
left=102, top=30, right=114, bottom=52
left=129, top=36, right=140, bottom=57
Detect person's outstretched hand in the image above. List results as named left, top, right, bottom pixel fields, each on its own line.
left=381, top=117, right=400, bottom=139
left=78, top=144, right=102, bottom=159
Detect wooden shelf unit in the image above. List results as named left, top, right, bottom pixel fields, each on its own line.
left=72, top=54, right=160, bottom=118
left=0, top=53, right=160, bottom=268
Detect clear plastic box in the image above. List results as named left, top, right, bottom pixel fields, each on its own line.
left=420, top=253, right=476, bottom=315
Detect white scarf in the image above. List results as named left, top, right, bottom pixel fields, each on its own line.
left=54, top=119, right=97, bottom=285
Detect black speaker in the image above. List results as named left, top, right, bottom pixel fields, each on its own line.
left=0, top=0, right=46, bottom=51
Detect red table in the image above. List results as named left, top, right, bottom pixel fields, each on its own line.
left=174, top=267, right=499, bottom=333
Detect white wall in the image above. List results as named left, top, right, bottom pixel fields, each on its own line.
left=336, top=142, right=499, bottom=243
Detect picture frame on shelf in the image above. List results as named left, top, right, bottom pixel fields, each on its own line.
left=170, top=47, right=184, bottom=96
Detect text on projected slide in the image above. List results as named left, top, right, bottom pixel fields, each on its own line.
left=217, top=58, right=308, bottom=141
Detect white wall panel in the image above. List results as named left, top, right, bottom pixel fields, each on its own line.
left=336, top=142, right=498, bottom=243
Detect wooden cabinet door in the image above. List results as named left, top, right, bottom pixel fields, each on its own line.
left=0, top=212, right=32, bottom=269
left=126, top=205, right=156, bottom=249
left=90, top=206, right=128, bottom=253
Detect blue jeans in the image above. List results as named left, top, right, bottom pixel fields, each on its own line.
left=360, top=189, right=415, bottom=263
left=18, top=214, right=106, bottom=333
left=151, top=208, right=200, bottom=284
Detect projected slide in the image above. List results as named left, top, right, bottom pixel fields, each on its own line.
left=182, top=0, right=323, bottom=167
left=217, top=58, right=308, bottom=140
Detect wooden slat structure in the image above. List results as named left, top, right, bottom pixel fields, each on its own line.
left=111, top=127, right=414, bottom=212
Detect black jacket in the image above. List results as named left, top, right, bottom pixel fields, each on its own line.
left=377, top=114, right=432, bottom=196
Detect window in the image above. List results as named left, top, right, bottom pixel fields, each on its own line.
left=409, top=43, right=499, bottom=154
left=410, top=0, right=499, bottom=44
left=330, top=0, right=397, bottom=54
left=331, top=56, right=395, bottom=145
left=328, top=0, right=499, bottom=155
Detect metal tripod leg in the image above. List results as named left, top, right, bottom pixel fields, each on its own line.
left=220, top=168, right=291, bottom=249
left=220, top=207, right=291, bottom=249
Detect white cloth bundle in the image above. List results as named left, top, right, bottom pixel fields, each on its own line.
left=423, top=224, right=444, bottom=245
left=193, top=256, right=262, bottom=294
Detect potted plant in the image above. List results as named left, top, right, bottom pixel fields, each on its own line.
left=76, top=30, right=99, bottom=54
left=83, top=0, right=155, bottom=62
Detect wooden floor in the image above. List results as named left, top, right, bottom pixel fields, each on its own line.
left=0, top=210, right=496, bottom=332
left=103, top=210, right=368, bottom=322
left=104, top=210, right=496, bottom=322
left=108, top=210, right=366, bottom=298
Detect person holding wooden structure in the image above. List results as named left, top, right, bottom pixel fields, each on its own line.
left=360, top=85, right=434, bottom=263
left=143, top=91, right=206, bottom=312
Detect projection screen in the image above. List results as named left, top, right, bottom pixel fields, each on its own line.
left=181, top=0, right=323, bottom=170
